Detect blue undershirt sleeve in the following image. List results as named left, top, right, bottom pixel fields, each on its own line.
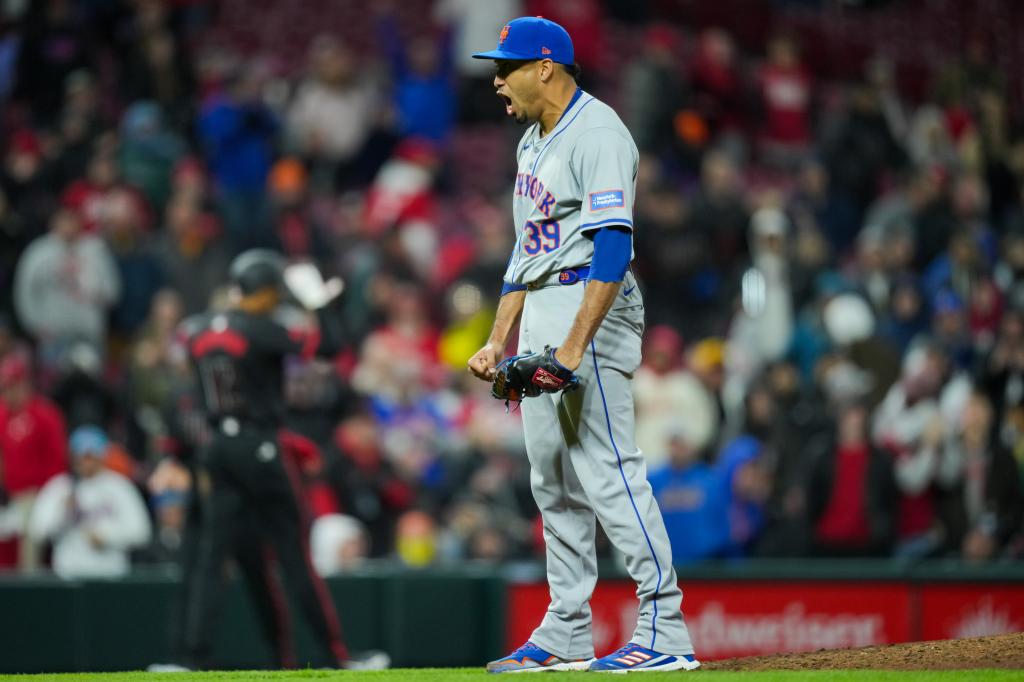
left=501, top=280, right=528, bottom=296
left=589, top=225, right=632, bottom=282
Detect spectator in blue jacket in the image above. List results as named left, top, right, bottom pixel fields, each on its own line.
left=197, top=68, right=278, bottom=252
left=649, top=431, right=730, bottom=564
left=716, top=435, right=772, bottom=556
left=377, top=14, right=456, bottom=145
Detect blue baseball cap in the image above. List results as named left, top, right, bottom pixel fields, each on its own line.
left=472, top=16, right=574, bottom=65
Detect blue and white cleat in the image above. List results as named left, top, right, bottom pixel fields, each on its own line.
left=590, top=643, right=700, bottom=673
left=486, top=641, right=594, bottom=673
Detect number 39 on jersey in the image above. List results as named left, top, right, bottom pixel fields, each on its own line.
left=523, top=219, right=561, bottom=256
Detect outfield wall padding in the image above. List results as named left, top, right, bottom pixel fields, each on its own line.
left=1, top=560, right=1021, bottom=672
left=0, top=567, right=505, bottom=673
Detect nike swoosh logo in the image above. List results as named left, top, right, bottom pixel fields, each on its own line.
left=623, top=285, right=636, bottom=296
left=522, top=144, right=531, bottom=151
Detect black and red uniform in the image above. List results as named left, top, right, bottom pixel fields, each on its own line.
left=182, top=305, right=348, bottom=669
left=161, top=379, right=302, bottom=669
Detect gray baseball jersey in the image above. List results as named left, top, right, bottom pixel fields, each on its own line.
left=504, top=90, right=638, bottom=285
left=506, top=91, right=696, bottom=659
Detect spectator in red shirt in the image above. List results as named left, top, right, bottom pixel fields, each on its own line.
left=691, top=28, right=745, bottom=141
left=0, top=351, right=68, bottom=570
left=325, top=415, right=414, bottom=557
left=352, top=283, right=443, bottom=400
left=757, top=35, right=813, bottom=167
left=872, top=345, right=960, bottom=557
left=61, top=151, right=150, bottom=235
left=809, top=401, right=899, bottom=557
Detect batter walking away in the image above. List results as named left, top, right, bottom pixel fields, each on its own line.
left=181, top=250, right=387, bottom=671
left=468, top=16, right=700, bottom=674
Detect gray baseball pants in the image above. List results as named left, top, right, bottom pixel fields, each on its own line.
left=517, top=276, right=695, bottom=659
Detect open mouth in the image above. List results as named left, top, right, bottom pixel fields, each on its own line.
left=498, top=92, right=514, bottom=116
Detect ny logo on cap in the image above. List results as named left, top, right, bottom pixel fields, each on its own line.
left=499, top=24, right=510, bottom=45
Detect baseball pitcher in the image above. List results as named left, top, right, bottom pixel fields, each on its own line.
left=467, top=16, right=700, bottom=674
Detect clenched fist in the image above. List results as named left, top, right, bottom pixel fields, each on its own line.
left=468, top=343, right=501, bottom=381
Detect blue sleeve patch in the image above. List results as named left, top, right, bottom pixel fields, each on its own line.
left=589, top=189, right=625, bottom=212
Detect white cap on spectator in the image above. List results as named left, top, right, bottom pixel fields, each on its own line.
left=751, top=207, right=788, bottom=237
left=824, top=294, right=875, bottom=346
left=311, top=514, right=367, bottom=577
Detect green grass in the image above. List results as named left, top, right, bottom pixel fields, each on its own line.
left=1, top=671, right=1020, bottom=682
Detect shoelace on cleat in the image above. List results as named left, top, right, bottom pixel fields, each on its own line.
left=609, top=643, right=641, bottom=658
left=507, top=642, right=541, bottom=660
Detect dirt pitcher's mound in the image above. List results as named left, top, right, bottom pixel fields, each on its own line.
left=703, top=631, right=1024, bottom=671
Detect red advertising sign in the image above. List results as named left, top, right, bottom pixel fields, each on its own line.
left=919, top=584, right=1024, bottom=641
left=508, top=580, right=913, bottom=660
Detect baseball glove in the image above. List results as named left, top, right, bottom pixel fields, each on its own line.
left=492, top=346, right=580, bottom=404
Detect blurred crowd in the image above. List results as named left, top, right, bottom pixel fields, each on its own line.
left=0, top=0, right=1023, bottom=579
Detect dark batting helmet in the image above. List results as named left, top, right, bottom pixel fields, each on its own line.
left=229, top=249, right=286, bottom=295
